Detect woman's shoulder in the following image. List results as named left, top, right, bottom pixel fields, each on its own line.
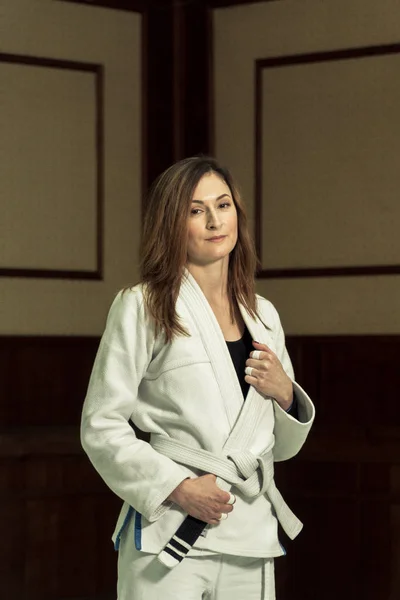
left=114, top=282, right=145, bottom=302
left=106, top=283, right=148, bottom=323
left=100, top=283, right=156, bottom=347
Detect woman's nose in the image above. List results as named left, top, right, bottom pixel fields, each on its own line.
left=206, top=211, right=221, bottom=229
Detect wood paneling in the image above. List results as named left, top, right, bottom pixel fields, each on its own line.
left=0, top=336, right=119, bottom=600
left=1, top=334, right=400, bottom=598
left=0, top=336, right=99, bottom=427
left=274, top=335, right=400, bottom=600
left=0, top=334, right=153, bottom=600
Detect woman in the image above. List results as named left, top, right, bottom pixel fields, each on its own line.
left=81, top=156, right=315, bottom=600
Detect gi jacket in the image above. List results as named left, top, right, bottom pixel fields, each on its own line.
left=81, top=271, right=315, bottom=558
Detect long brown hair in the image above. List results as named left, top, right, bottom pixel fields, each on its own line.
left=140, top=156, right=259, bottom=341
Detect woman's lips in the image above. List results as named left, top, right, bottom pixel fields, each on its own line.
left=206, top=235, right=226, bottom=242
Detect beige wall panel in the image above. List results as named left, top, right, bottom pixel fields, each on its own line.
left=0, top=0, right=141, bottom=335
left=213, top=0, right=400, bottom=334
left=256, top=276, right=400, bottom=335
left=260, top=54, right=400, bottom=269
left=0, top=62, right=97, bottom=271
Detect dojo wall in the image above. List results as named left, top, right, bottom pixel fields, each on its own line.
left=0, top=0, right=142, bottom=335
left=2, top=1, right=400, bottom=599
left=213, top=0, right=400, bottom=334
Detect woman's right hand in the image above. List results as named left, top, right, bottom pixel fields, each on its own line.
left=167, top=474, right=234, bottom=525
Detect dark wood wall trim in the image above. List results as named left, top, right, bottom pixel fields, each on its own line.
left=179, top=3, right=214, bottom=159
left=61, top=0, right=279, bottom=7
left=208, top=0, right=279, bottom=7
left=145, top=1, right=175, bottom=186
left=57, top=0, right=146, bottom=11
left=145, top=0, right=214, bottom=187
left=256, top=264, right=400, bottom=279
left=255, top=43, right=400, bottom=279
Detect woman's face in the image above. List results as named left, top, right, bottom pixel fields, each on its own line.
left=187, top=172, right=238, bottom=267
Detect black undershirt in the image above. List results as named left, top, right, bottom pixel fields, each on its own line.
left=225, top=327, right=254, bottom=399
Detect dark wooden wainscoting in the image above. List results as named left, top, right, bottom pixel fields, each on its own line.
left=0, top=336, right=119, bottom=600
left=276, top=335, right=400, bottom=600
left=1, top=334, right=399, bottom=599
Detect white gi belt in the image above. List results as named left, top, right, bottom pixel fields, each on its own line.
left=151, top=435, right=303, bottom=568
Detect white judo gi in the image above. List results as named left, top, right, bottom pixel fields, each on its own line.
left=81, top=270, right=315, bottom=597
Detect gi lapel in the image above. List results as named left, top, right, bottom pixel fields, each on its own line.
left=179, top=271, right=244, bottom=429
left=179, top=272, right=276, bottom=438
left=222, top=302, right=275, bottom=452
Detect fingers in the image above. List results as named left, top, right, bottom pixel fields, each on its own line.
left=245, top=362, right=262, bottom=379
left=252, top=340, right=273, bottom=353
left=244, top=373, right=258, bottom=387
left=248, top=351, right=274, bottom=363
left=208, top=514, right=228, bottom=526
left=185, top=475, right=237, bottom=525
left=245, top=366, right=255, bottom=378
left=217, top=489, right=235, bottom=510
left=246, top=349, right=276, bottom=376
left=216, top=491, right=235, bottom=514
left=227, top=492, right=236, bottom=505
left=208, top=485, right=236, bottom=524
left=204, top=505, right=233, bottom=525
left=215, top=496, right=234, bottom=515
left=208, top=508, right=231, bottom=526
left=218, top=488, right=233, bottom=503
left=246, top=359, right=264, bottom=370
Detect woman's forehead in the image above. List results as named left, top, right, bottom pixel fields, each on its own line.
left=192, top=172, right=230, bottom=201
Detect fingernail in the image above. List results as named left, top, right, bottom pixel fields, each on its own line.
left=253, top=340, right=260, bottom=344
left=227, top=493, right=236, bottom=505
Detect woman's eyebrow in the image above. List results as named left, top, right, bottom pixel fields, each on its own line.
left=192, top=194, right=231, bottom=204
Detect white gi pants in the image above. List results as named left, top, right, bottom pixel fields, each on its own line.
left=117, top=532, right=275, bottom=600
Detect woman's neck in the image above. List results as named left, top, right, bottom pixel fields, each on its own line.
left=186, top=261, right=230, bottom=306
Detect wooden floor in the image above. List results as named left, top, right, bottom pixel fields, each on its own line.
left=1, top=334, right=399, bottom=599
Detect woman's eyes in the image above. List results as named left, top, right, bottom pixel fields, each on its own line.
left=190, top=203, right=231, bottom=215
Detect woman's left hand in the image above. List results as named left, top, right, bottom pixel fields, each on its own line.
left=245, top=341, right=293, bottom=411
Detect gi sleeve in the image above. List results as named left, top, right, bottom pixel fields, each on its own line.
left=262, top=300, right=316, bottom=462
left=80, top=289, right=188, bottom=522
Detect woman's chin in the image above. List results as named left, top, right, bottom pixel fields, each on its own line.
left=190, top=255, right=231, bottom=269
